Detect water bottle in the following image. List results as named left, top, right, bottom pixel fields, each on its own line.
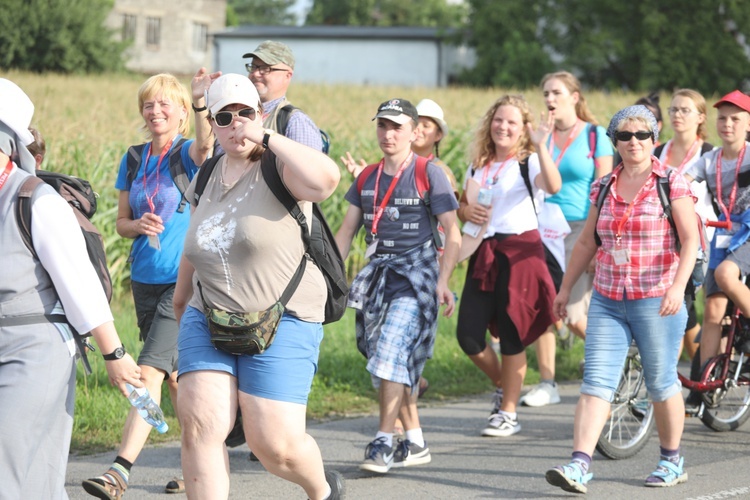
left=125, top=384, right=169, bottom=434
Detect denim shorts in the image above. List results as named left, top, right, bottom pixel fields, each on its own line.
left=582, top=290, right=686, bottom=403
left=177, top=306, right=323, bottom=405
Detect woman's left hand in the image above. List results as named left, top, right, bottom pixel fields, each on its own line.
left=528, top=110, right=554, bottom=148
left=659, top=285, right=684, bottom=316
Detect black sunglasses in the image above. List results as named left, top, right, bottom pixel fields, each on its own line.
left=213, top=108, right=257, bottom=127
left=614, top=130, right=653, bottom=142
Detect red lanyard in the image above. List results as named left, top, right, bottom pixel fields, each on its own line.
left=141, top=138, right=174, bottom=213
left=663, top=138, right=700, bottom=174
left=610, top=169, right=653, bottom=244
left=371, top=152, right=413, bottom=237
left=715, top=144, right=747, bottom=220
left=0, top=159, right=13, bottom=191
left=548, top=120, right=580, bottom=168
left=480, top=155, right=515, bottom=188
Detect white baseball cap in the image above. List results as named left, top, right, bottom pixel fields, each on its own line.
left=416, top=99, right=449, bottom=137
left=0, top=79, right=34, bottom=146
left=206, top=73, right=261, bottom=116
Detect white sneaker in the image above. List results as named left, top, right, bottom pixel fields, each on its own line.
left=481, top=413, right=521, bottom=437
left=520, top=382, right=561, bottom=407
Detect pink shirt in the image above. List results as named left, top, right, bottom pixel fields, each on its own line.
left=590, top=159, right=695, bottom=300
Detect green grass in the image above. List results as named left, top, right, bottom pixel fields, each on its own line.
left=7, top=71, right=663, bottom=453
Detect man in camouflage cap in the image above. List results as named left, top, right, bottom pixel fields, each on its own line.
left=242, top=40, right=323, bottom=151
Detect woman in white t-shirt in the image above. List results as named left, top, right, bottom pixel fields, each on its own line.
left=455, top=94, right=561, bottom=438
left=172, top=74, right=343, bottom=499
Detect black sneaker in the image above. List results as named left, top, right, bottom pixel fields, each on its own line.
left=324, top=470, right=345, bottom=499
left=393, top=439, right=431, bottom=468
left=359, top=437, right=393, bottom=474
left=684, top=390, right=702, bottom=415
left=225, top=409, right=245, bottom=448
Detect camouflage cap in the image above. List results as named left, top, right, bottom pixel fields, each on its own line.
left=242, top=40, right=295, bottom=69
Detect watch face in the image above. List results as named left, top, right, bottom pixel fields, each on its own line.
left=114, top=346, right=125, bottom=359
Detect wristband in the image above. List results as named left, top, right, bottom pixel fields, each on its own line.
left=103, top=345, right=126, bottom=361
left=262, top=128, right=277, bottom=149
left=192, top=103, right=207, bottom=113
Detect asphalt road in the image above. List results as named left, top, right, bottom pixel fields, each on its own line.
left=66, top=382, right=750, bottom=499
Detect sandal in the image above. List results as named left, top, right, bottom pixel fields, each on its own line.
left=644, top=458, right=688, bottom=488
left=81, top=468, right=127, bottom=500
left=165, top=476, right=185, bottom=494
left=545, top=461, right=593, bottom=494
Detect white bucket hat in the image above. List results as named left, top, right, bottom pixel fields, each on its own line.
left=416, top=99, right=449, bottom=137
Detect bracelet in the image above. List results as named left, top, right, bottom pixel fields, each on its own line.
left=192, top=103, right=207, bottom=113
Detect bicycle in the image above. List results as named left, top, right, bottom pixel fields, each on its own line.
left=596, top=220, right=750, bottom=459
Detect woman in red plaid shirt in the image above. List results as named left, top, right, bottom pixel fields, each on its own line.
left=545, top=105, right=698, bottom=494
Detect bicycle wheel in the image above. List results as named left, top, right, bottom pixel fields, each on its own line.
left=700, top=353, right=750, bottom=432
left=596, top=349, right=655, bottom=459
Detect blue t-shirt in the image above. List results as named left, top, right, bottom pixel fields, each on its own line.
left=545, top=124, right=613, bottom=221
left=114, top=136, right=198, bottom=284
left=345, top=156, right=459, bottom=298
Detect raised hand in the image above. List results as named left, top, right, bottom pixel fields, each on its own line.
left=528, top=110, right=555, bottom=147
left=191, top=67, right=222, bottom=102
left=340, top=151, right=367, bottom=178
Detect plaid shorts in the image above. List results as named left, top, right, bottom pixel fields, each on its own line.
left=364, top=296, right=428, bottom=390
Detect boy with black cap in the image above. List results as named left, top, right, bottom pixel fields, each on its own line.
left=685, top=90, right=750, bottom=411
left=335, top=98, right=460, bottom=474
left=243, top=40, right=323, bottom=151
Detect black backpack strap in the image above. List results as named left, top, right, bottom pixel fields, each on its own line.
left=519, top=156, right=537, bottom=214
left=15, top=176, right=45, bottom=256
left=168, top=137, right=190, bottom=213
left=192, top=154, right=224, bottom=207
left=656, top=170, right=679, bottom=249
left=126, top=143, right=147, bottom=185
left=276, top=104, right=297, bottom=136
left=593, top=173, right=615, bottom=246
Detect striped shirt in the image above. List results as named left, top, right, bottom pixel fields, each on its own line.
left=591, top=160, right=694, bottom=300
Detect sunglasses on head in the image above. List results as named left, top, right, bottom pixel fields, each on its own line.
left=614, top=130, right=653, bottom=142
left=213, top=108, right=257, bottom=127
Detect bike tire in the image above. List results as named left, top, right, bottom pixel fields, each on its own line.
left=699, top=354, right=750, bottom=432
left=596, top=350, right=655, bottom=459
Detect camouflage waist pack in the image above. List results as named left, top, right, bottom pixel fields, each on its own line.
left=205, top=303, right=285, bottom=355
left=197, top=257, right=307, bottom=356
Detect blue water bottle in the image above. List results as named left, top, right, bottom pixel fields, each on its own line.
left=125, top=383, right=169, bottom=434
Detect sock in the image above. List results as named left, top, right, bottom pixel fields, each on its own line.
left=111, top=456, right=132, bottom=485
left=375, top=431, right=393, bottom=448
left=497, top=410, right=517, bottom=421
left=571, top=451, right=592, bottom=474
left=541, top=379, right=557, bottom=387
left=659, top=446, right=680, bottom=465
left=321, top=484, right=332, bottom=500
left=405, top=428, right=424, bottom=447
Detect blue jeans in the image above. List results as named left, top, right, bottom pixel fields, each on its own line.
left=582, top=290, right=686, bottom=402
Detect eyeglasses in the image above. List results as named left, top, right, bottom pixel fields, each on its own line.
left=667, top=106, right=697, bottom=116
left=213, top=108, right=257, bottom=127
left=614, top=130, right=653, bottom=142
left=245, top=63, right=289, bottom=76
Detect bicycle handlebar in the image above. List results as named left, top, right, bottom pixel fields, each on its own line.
left=706, top=220, right=732, bottom=230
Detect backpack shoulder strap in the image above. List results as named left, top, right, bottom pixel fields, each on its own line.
left=168, top=137, right=190, bottom=213
left=518, top=156, right=537, bottom=214
left=593, top=173, right=616, bottom=246
left=653, top=143, right=666, bottom=158
left=700, top=142, right=714, bottom=155
left=276, top=104, right=298, bottom=135
left=656, top=169, right=677, bottom=233
left=587, top=124, right=599, bottom=167
left=15, top=176, right=45, bottom=256
left=356, top=163, right=379, bottom=193
left=415, top=155, right=431, bottom=198
left=126, top=143, right=147, bottom=185
left=192, top=154, right=223, bottom=207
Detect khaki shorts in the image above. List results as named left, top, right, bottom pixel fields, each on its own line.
left=564, top=220, right=594, bottom=325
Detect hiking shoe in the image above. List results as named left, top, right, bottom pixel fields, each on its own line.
left=481, top=413, right=521, bottom=437
left=644, top=457, right=688, bottom=488
left=489, top=387, right=504, bottom=415
left=359, top=437, right=394, bottom=474
left=393, top=439, right=432, bottom=468
left=545, top=461, right=593, bottom=494
left=165, top=476, right=185, bottom=494
left=82, top=468, right=127, bottom=500
left=324, top=469, right=346, bottom=499
left=520, top=382, right=561, bottom=407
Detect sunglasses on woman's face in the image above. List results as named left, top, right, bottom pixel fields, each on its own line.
left=213, top=108, right=257, bottom=127
left=614, top=130, right=653, bottom=142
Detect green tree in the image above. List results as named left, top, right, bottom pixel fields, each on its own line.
left=306, top=0, right=468, bottom=28
left=227, top=0, right=297, bottom=26
left=459, top=0, right=553, bottom=87
left=0, top=0, right=125, bottom=73
left=541, top=0, right=750, bottom=94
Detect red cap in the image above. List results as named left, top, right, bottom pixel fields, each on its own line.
left=713, top=90, right=750, bottom=113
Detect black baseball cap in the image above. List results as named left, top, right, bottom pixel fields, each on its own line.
left=372, top=98, right=418, bottom=124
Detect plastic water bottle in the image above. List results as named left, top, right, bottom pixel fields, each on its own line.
left=125, top=384, right=169, bottom=434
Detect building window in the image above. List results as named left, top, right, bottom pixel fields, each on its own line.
left=122, top=14, right=136, bottom=41
left=193, top=23, right=208, bottom=52
left=146, top=17, right=161, bottom=48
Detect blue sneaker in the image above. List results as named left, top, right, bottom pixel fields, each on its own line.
left=545, top=461, right=593, bottom=494
left=359, top=437, right=393, bottom=474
